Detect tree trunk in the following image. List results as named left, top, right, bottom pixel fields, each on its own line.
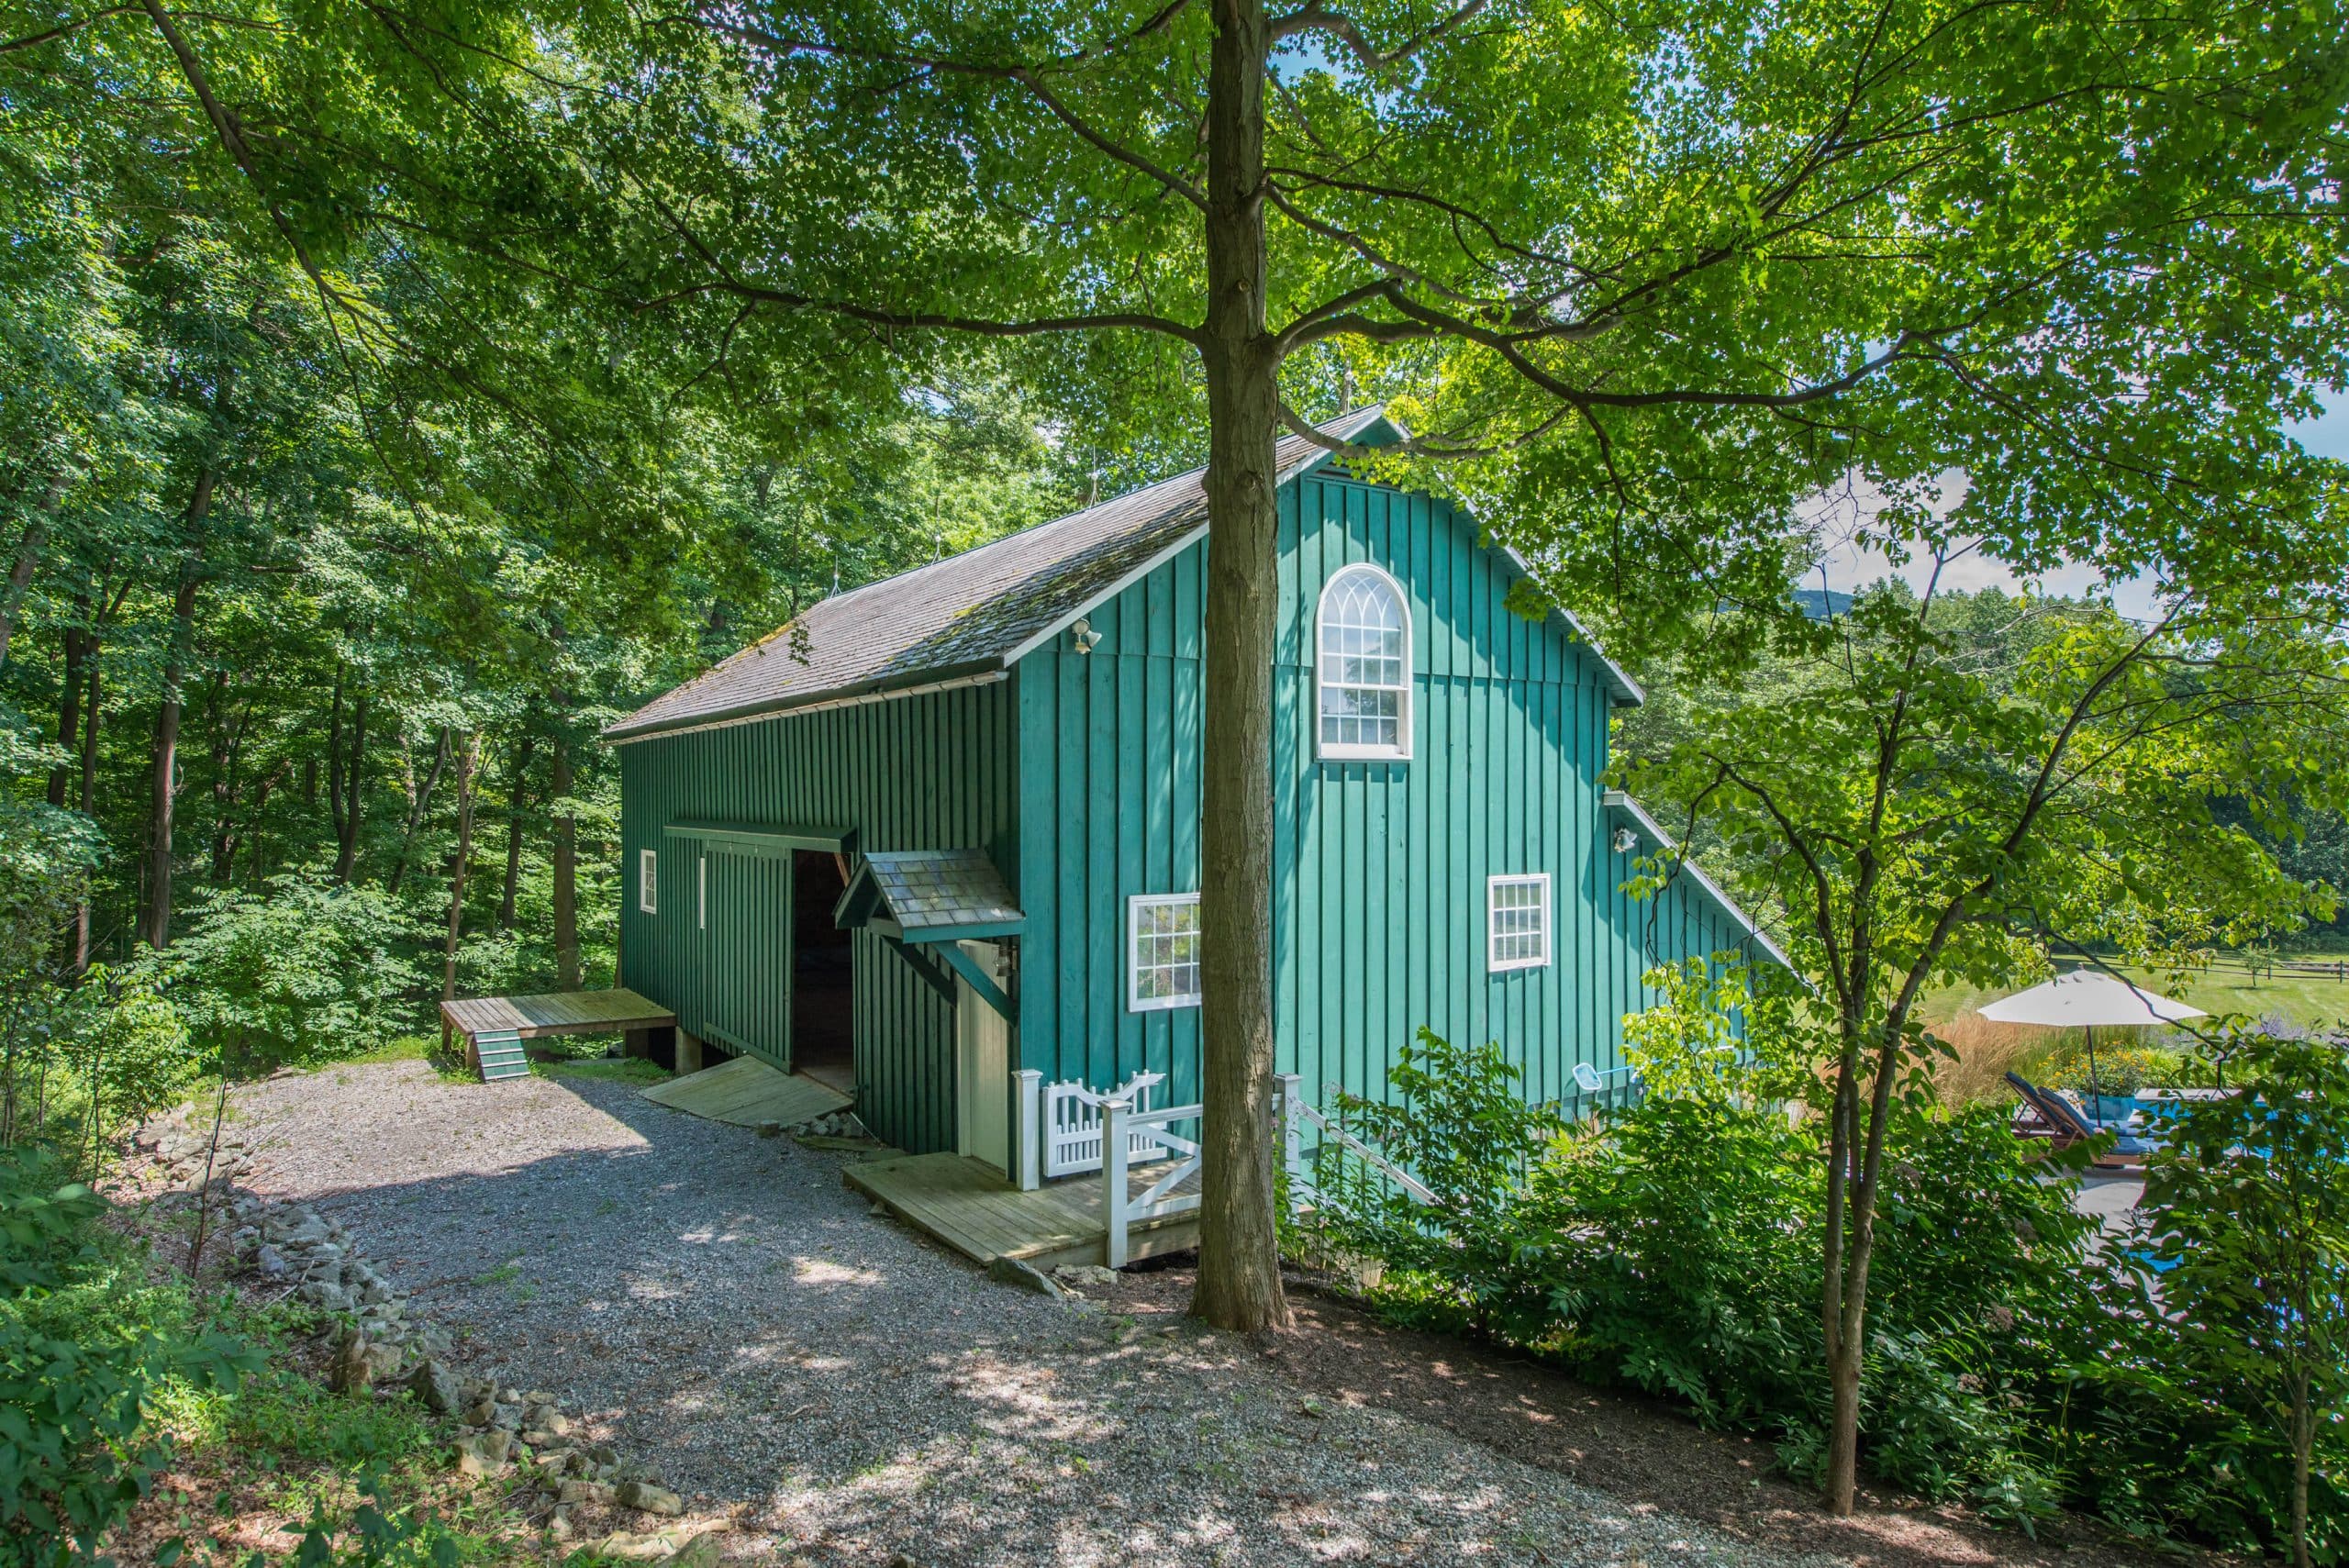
left=48, top=617, right=86, bottom=808
left=331, top=683, right=369, bottom=882
left=72, top=656, right=100, bottom=972
left=0, top=478, right=61, bottom=670
left=141, top=543, right=206, bottom=950
left=441, top=732, right=480, bottom=1003
left=498, top=731, right=536, bottom=931
left=386, top=726, right=450, bottom=895
left=2293, top=1366, right=2312, bottom=1568
left=551, top=732, right=579, bottom=989
left=1189, top=0, right=1287, bottom=1334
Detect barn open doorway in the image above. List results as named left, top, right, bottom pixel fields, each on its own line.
left=792, top=850, right=855, bottom=1094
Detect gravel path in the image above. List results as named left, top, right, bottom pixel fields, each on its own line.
left=227, top=1060, right=1850, bottom=1568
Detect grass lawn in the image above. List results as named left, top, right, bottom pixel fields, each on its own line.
left=1927, top=952, right=2349, bottom=1031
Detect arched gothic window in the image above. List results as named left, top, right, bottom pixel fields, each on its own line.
left=1316, top=564, right=1410, bottom=760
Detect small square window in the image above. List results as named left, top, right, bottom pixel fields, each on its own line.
left=1129, top=893, right=1202, bottom=1011
left=638, top=848, right=658, bottom=915
left=1488, top=873, right=1550, bottom=972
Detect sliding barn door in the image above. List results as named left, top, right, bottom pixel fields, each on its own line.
left=693, top=846, right=794, bottom=1071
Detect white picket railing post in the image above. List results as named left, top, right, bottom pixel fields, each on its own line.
left=1012, top=1069, right=1043, bottom=1191
left=1275, top=1073, right=1304, bottom=1212
left=1101, top=1095, right=1132, bottom=1267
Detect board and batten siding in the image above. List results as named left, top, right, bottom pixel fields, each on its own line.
left=618, top=680, right=1019, bottom=1154
left=1010, top=471, right=1765, bottom=1115
left=1013, top=540, right=1208, bottom=1105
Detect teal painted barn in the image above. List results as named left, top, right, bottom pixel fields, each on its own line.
left=605, top=409, right=1784, bottom=1166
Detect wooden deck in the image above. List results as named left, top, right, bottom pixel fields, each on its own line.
left=846, top=1152, right=1200, bottom=1271
left=640, top=1055, right=851, bottom=1128
left=440, top=988, right=676, bottom=1043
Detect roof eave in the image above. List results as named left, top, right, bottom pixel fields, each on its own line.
left=1601, top=789, right=1794, bottom=971
left=601, top=661, right=1010, bottom=745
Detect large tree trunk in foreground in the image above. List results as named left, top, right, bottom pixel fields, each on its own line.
left=1189, top=0, right=1287, bottom=1334
left=551, top=731, right=579, bottom=989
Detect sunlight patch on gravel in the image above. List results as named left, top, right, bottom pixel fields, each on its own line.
left=224, top=1059, right=1851, bottom=1568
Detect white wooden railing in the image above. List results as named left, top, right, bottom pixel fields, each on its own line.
left=1273, top=1073, right=1436, bottom=1212
left=1041, top=1070, right=1174, bottom=1178
left=1100, top=1095, right=1203, bottom=1266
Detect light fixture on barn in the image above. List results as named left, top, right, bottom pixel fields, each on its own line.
left=1611, top=826, right=1640, bottom=854
left=1071, top=617, right=1102, bottom=655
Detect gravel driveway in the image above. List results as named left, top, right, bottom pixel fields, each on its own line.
left=226, top=1059, right=1846, bottom=1568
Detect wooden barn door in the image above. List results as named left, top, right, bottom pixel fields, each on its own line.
left=696, top=846, right=794, bottom=1071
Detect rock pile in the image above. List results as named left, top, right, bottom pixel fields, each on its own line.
left=127, top=1110, right=718, bottom=1563
left=789, top=1107, right=869, bottom=1140
left=132, top=1106, right=258, bottom=1193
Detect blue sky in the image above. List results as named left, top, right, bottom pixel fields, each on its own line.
left=1818, top=391, right=2349, bottom=617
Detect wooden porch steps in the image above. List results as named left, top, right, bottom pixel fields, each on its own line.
left=473, top=1029, right=529, bottom=1083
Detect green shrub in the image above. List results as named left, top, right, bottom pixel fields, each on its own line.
left=0, top=1147, right=256, bottom=1566
left=2071, top=1031, right=2349, bottom=1564
left=166, top=873, right=425, bottom=1071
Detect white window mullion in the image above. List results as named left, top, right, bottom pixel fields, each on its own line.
left=1487, top=873, right=1551, bottom=972
left=1128, top=892, right=1203, bottom=1011
left=638, top=848, right=658, bottom=915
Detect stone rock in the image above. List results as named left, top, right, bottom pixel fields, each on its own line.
left=596, top=1530, right=694, bottom=1561
left=525, top=1405, right=571, bottom=1437
left=558, top=1478, right=615, bottom=1506
left=584, top=1444, right=619, bottom=1467
left=986, top=1256, right=1063, bottom=1298
left=460, top=1396, right=497, bottom=1427
left=548, top=1507, right=578, bottom=1543
left=454, top=1429, right=513, bottom=1477
left=664, top=1532, right=722, bottom=1568
left=488, top=1402, right=524, bottom=1431
left=615, top=1480, right=684, bottom=1517
left=406, top=1357, right=461, bottom=1414
left=1053, top=1264, right=1120, bottom=1291
left=520, top=1429, right=567, bottom=1450
left=756, top=1120, right=783, bottom=1139
left=253, top=1243, right=288, bottom=1279
left=281, top=1214, right=330, bottom=1247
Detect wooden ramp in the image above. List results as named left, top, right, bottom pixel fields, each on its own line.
left=846, top=1152, right=1200, bottom=1271
left=640, top=1055, right=851, bottom=1129
left=440, top=988, right=677, bottom=1084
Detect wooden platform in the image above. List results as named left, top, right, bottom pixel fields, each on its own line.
left=440, top=988, right=679, bottom=1084
left=640, top=1055, right=852, bottom=1128
left=845, top=1152, right=1200, bottom=1271
left=441, top=988, right=676, bottom=1042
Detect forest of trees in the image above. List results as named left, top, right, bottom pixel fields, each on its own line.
left=0, top=41, right=1120, bottom=1019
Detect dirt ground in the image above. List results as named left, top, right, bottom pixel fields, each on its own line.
left=1103, top=1261, right=2221, bottom=1568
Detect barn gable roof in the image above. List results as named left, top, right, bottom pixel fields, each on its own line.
left=606, top=407, right=1639, bottom=743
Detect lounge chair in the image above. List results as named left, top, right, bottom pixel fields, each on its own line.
left=2005, top=1072, right=2157, bottom=1167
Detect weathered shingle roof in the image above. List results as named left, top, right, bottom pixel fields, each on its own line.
left=849, top=849, right=1024, bottom=939
left=607, top=409, right=1392, bottom=742
left=607, top=406, right=1642, bottom=741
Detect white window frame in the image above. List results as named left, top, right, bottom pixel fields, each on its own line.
left=1127, top=892, right=1203, bottom=1012
left=697, top=852, right=707, bottom=930
left=638, top=848, right=658, bottom=915
left=1487, top=873, right=1552, bottom=973
left=1315, top=562, right=1413, bottom=762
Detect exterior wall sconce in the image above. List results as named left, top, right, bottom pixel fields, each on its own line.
left=1071, top=617, right=1102, bottom=655
left=1611, top=827, right=1641, bottom=854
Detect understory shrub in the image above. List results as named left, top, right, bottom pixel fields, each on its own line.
left=1306, top=986, right=2349, bottom=1556
left=0, top=1147, right=255, bottom=1566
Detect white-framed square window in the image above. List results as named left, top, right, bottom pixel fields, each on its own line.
left=638, top=848, right=658, bottom=915
left=1487, top=873, right=1551, bottom=972
left=1129, top=893, right=1203, bottom=1011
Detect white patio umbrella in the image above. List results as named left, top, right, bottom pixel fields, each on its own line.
left=1977, top=971, right=2206, bottom=1128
